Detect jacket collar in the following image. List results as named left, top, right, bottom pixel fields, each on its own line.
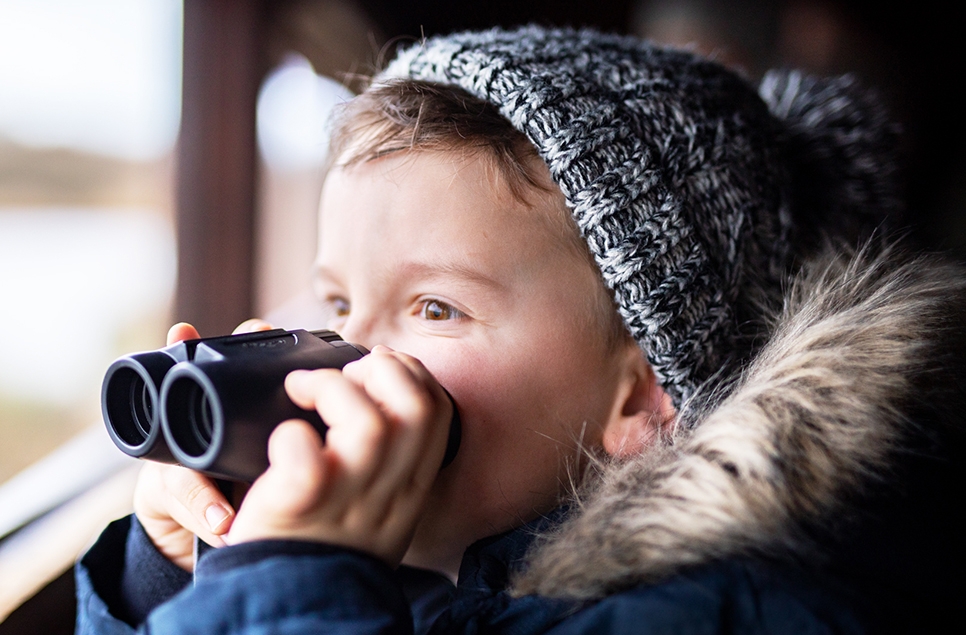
left=456, top=508, right=567, bottom=596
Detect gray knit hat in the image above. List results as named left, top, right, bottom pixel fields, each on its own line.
left=381, top=26, right=900, bottom=407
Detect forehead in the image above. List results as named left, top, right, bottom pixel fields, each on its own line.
left=317, top=149, right=577, bottom=263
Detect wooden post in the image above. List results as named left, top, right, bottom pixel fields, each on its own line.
left=176, top=0, right=268, bottom=335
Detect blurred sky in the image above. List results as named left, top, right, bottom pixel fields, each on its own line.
left=0, top=0, right=182, bottom=159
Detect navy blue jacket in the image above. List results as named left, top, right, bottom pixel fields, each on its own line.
left=75, top=512, right=867, bottom=634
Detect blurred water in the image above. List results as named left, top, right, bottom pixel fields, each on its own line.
left=0, top=208, right=175, bottom=405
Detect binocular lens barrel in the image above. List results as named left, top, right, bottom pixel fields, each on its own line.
left=163, top=375, right=217, bottom=459
left=103, top=365, right=157, bottom=449
left=102, top=349, right=180, bottom=461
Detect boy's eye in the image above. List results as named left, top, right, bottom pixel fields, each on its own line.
left=420, top=299, right=463, bottom=321
left=322, top=296, right=350, bottom=328
left=332, top=297, right=350, bottom=317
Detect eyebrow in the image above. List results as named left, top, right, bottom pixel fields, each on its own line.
left=313, top=260, right=507, bottom=292
left=402, top=260, right=507, bottom=290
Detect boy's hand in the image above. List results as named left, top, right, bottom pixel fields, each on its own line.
left=224, top=346, right=453, bottom=567
left=132, top=319, right=272, bottom=571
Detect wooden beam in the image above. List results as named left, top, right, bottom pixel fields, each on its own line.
left=176, top=0, right=268, bottom=336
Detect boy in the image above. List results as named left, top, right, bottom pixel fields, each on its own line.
left=77, top=26, right=963, bottom=633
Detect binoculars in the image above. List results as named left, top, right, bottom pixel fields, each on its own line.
left=102, top=328, right=460, bottom=482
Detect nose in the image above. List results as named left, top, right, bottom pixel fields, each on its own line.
left=336, top=313, right=376, bottom=351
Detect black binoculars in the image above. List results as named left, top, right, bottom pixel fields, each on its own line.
left=102, top=328, right=460, bottom=482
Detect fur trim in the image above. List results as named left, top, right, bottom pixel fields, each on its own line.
left=512, top=245, right=966, bottom=599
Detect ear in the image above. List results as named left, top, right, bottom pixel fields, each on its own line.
left=601, top=343, right=676, bottom=458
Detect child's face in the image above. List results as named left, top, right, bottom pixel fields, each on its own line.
left=314, top=150, right=629, bottom=574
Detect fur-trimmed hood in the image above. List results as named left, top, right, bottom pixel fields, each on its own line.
left=513, top=245, right=966, bottom=600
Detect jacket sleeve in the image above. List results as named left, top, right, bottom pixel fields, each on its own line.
left=75, top=515, right=416, bottom=635
left=144, top=542, right=414, bottom=635
left=76, top=515, right=191, bottom=634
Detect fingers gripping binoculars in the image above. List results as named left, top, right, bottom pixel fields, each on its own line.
left=102, top=329, right=460, bottom=482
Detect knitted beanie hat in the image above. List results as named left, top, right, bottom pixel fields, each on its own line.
left=381, top=26, right=900, bottom=408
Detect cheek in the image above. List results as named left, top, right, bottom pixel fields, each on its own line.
left=425, top=333, right=609, bottom=468
left=429, top=339, right=572, bottom=423
left=399, top=317, right=617, bottom=534
left=427, top=345, right=569, bottom=515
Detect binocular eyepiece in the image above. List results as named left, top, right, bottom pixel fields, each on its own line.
left=102, top=329, right=460, bottom=482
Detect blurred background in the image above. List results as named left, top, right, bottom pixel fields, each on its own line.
left=0, top=0, right=963, bottom=550
left=0, top=0, right=180, bottom=485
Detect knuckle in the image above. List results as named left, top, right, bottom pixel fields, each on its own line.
left=398, top=389, right=434, bottom=425
left=283, top=462, right=326, bottom=496
left=357, top=410, right=391, bottom=445
left=169, top=469, right=213, bottom=508
left=341, top=354, right=375, bottom=381
left=181, top=480, right=208, bottom=506
left=392, top=350, right=424, bottom=370
left=288, top=368, right=339, bottom=403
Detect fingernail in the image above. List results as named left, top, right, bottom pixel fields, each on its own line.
left=205, top=504, right=230, bottom=532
